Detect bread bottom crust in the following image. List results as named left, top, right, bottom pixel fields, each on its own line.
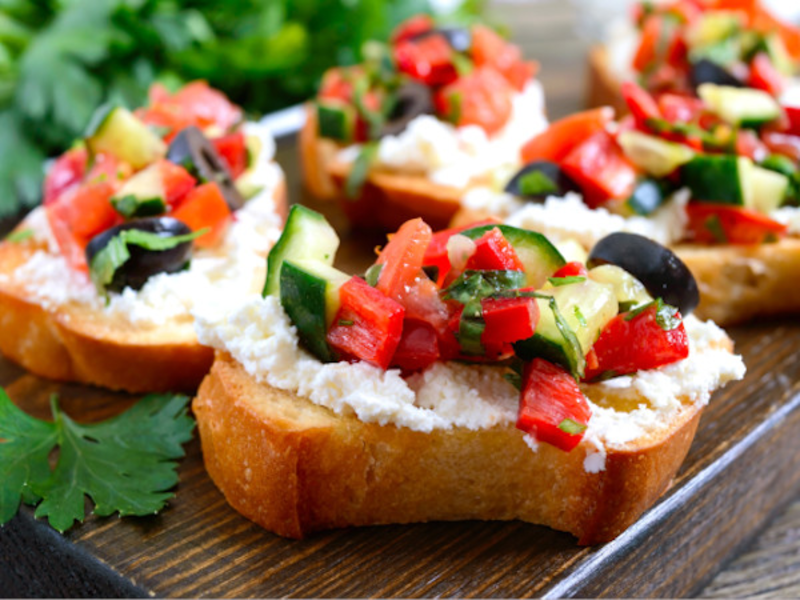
left=0, top=184, right=286, bottom=393
left=194, top=353, right=703, bottom=544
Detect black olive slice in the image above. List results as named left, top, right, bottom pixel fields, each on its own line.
left=410, top=26, right=472, bottom=53
left=380, top=82, right=435, bottom=137
left=690, top=58, right=744, bottom=90
left=167, top=126, right=244, bottom=211
left=86, top=217, right=194, bottom=293
left=504, top=161, right=582, bottom=200
left=587, top=232, right=699, bottom=315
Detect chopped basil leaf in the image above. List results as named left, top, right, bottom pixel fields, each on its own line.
left=353, top=77, right=386, bottom=140
left=548, top=296, right=585, bottom=380
left=624, top=299, right=657, bottom=321
left=504, top=371, right=522, bottom=391
left=548, top=275, right=586, bottom=287
left=585, top=369, right=620, bottom=383
left=457, top=299, right=485, bottom=355
left=624, top=298, right=682, bottom=331
left=574, top=306, right=587, bottom=328
left=338, top=319, right=354, bottom=326
left=111, top=194, right=166, bottom=219
left=89, top=228, right=205, bottom=296
left=558, top=418, right=588, bottom=435
left=518, top=170, right=559, bottom=197
left=345, top=142, right=378, bottom=199
left=618, top=300, right=640, bottom=313
left=447, top=90, right=463, bottom=125
left=365, top=263, right=383, bottom=287
left=443, top=270, right=526, bottom=305
left=5, top=228, right=34, bottom=243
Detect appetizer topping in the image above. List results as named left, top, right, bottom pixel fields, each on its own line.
left=504, top=160, right=581, bottom=200
left=265, top=206, right=697, bottom=453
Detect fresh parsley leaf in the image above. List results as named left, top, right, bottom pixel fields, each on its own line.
left=548, top=275, right=586, bottom=287
left=345, top=142, right=377, bottom=199
left=0, top=389, right=194, bottom=533
left=4, top=228, right=34, bottom=243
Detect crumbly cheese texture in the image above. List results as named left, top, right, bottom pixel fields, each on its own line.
left=9, top=121, right=284, bottom=328
left=194, top=294, right=745, bottom=472
left=338, top=81, right=548, bottom=189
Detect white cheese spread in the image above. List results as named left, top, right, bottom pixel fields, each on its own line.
left=194, top=294, right=745, bottom=472
left=338, top=81, right=548, bottom=189
left=9, top=121, right=284, bottom=328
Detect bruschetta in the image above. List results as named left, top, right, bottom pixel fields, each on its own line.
left=0, top=82, right=287, bottom=392
left=192, top=206, right=744, bottom=544
left=300, top=15, right=547, bottom=230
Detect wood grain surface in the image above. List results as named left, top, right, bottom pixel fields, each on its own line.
left=2, top=1, right=800, bottom=598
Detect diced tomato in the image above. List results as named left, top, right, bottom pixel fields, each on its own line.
left=435, top=66, right=513, bottom=136
left=735, top=129, right=767, bottom=161
left=376, top=218, right=432, bottom=300
left=171, top=182, right=231, bottom=248
left=783, top=105, right=800, bottom=137
left=560, top=130, right=638, bottom=207
left=632, top=14, right=663, bottom=72
left=211, top=131, right=248, bottom=179
left=85, top=153, right=133, bottom=186
left=157, top=160, right=196, bottom=208
left=44, top=147, right=88, bottom=205
left=685, top=203, right=788, bottom=244
left=170, top=81, right=242, bottom=132
left=481, top=296, right=539, bottom=346
left=583, top=305, right=689, bottom=381
left=621, top=81, right=661, bottom=127
left=423, top=219, right=498, bottom=286
left=762, top=130, right=800, bottom=161
left=327, top=277, right=405, bottom=370
left=148, top=83, right=172, bottom=106
left=517, top=358, right=591, bottom=452
left=749, top=52, right=785, bottom=96
left=657, top=93, right=705, bottom=124
left=391, top=14, right=435, bottom=45
left=318, top=67, right=357, bottom=103
left=390, top=318, right=440, bottom=372
left=464, top=227, right=524, bottom=271
left=46, top=181, right=120, bottom=272
left=551, top=261, right=588, bottom=279
left=395, top=34, right=458, bottom=87
left=520, top=107, right=614, bottom=163
left=471, top=25, right=537, bottom=91
left=136, top=102, right=192, bottom=143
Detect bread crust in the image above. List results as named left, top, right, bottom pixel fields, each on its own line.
left=0, top=183, right=286, bottom=393
left=194, top=352, right=707, bottom=544
left=452, top=206, right=800, bottom=326
left=299, top=105, right=478, bottom=231
left=586, top=45, right=627, bottom=115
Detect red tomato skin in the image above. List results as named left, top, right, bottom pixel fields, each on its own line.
left=376, top=218, right=432, bottom=300
left=171, top=182, right=232, bottom=248
left=211, top=131, right=248, bottom=179
left=632, top=14, right=663, bottom=72
left=685, top=203, right=788, bottom=245
left=327, top=277, right=405, bottom=370
left=464, top=227, right=524, bottom=271
left=170, top=81, right=242, bottom=132
left=390, top=318, right=440, bottom=373
left=552, top=261, right=588, bottom=279
left=480, top=296, right=539, bottom=346
left=657, top=93, right=705, bottom=123
left=782, top=106, right=800, bottom=137
left=391, top=14, right=435, bottom=45
left=44, top=148, right=88, bottom=205
left=471, top=25, right=537, bottom=91
left=517, top=359, right=591, bottom=452
left=435, top=67, right=513, bottom=136
left=158, top=160, right=196, bottom=208
left=749, top=52, right=785, bottom=96
left=394, top=35, right=458, bottom=87
left=621, top=81, right=661, bottom=126
left=583, top=306, right=689, bottom=381
left=560, top=131, right=638, bottom=207
left=423, top=219, right=498, bottom=286
left=520, top=107, right=614, bottom=164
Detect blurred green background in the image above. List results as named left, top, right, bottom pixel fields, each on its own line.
left=0, top=0, right=484, bottom=218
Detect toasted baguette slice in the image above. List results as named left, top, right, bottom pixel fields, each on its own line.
left=299, top=106, right=482, bottom=231
left=586, top=45, right=627, bottom=115
left=195, top=351, right=713, bottom=544
left=0, top=183, right=286, bottom=393
left=453, top=205, right=800, bottom=326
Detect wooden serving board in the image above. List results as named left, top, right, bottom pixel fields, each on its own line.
left=2, top=131, right=800, bottom=598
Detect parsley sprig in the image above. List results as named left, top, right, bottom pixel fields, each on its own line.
left=0, top=389, right=194, bottom=533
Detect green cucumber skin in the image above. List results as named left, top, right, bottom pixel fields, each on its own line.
left=514, top=333, right=582, bottom=378
left=681, top=154, right=743, bottom=205
left=459, top=224, right=566, bottom=287
left=264, top=204, right=339, bottom=298
left=626, top=179, right=667, bottom=215
left=317, top=102, right=355, bottom=142
left=280, top=261, right=338, bottom=363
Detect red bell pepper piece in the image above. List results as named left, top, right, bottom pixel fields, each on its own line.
left=471, top=25, right=537, bottom=91
left=632, top=14, right=664, bottom=72
left=157, top=160, right=196, bottom=208
left=480, top=296, right=539, bottom=347
left=327, top=277, right=405, bottom=370
left=560, top=130, right=638, bottom=207
left=621, top=81, right=661, bottom=127
left=517, top=358, right=591, bottom=452
left=391, top=14, right=435, bottom=45
left=657, top=93, right=705, bottom=124
left=168, top=81, right=243, bottom=132
left=171, top=182, right=232, bottom=248
left=551, top=261, right=588, bottom=279
left=782, top=105, right=800, bottom=137
left=435, top=66, right=513, bottom=136
left=464, top=227, right=524, bottom=271
left=685, top=203, right=788, bottom=245
left=583, top=304, right=689, bottom=381
left=212, top=131, right=248, bottom=179
left=44, top=147, right=88, bottom=205
left=423, top=219, right=499, bottom=286
left=520, top=107, right=614, bottom=164
left=395, top=34, right=458, bottom=87
left=749, top=52, right=785, bottom=96
left=390, top=318, right=440, bottom=372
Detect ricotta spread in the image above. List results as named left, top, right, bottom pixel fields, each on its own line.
left=194, top=294, right=745, bottom=472
left=338, top=81, right=548, bottom=189
left=9, top=121, right=284, bottom=328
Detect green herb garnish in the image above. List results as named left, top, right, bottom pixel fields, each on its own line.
left=558, top=418, right=588, bottom=435
left=345, top=142, right=378, bottom=199
left=365, top=263, right=383, bottom=287
left=338, top=319, right=354, bottom=327
left=4, top=229, right=34, bottom=243
left=704, top=214, right=728, bottom=244
left=518, top=170, right=559, bottom=197
left=574, top=306, right=587, bottom=328
left=548, top=275, right=586, bottom=287
left=624, top=298, right=682, bottom=331
left=443, top=270, right=527, bottom=305
left=0, top=388, right=194, bottom=533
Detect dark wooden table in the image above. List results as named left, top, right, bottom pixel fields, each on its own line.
left=2, top=1, right=800, bottom=597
